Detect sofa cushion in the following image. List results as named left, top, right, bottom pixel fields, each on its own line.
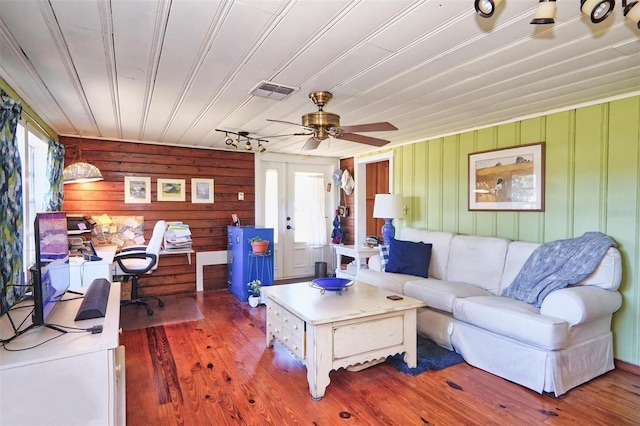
left=385, top=238, right=431, bottom=278
left=355, top=269, right=409, bottom=294
left=500, top=241, right=540, bottom=294
left=453, top=296, right=569, bottom=350
left=400, top=228, right=453, bottom=280
left=404, top=279, right=492, bottom=313
left=577, top=247, right=622, bottom=291
left=446, top=236, right=509, bottom=294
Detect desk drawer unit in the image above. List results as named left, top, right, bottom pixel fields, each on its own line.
left=268, top=302, right=305, bottom=359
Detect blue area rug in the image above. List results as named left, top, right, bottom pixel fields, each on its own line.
left=386, top=335, right=464, bottom=375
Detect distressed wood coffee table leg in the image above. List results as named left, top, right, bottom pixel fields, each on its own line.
left=402, top=309, right=418, bottom=367
left=305, top=323, right=332, bottom=401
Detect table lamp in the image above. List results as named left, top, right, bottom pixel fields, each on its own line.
left=373, top=194, right=404, bottom=246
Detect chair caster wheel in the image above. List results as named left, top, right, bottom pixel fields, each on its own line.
left=147, top=309, right=154, bottom=316
left=159, top=301, right=165, bottom=307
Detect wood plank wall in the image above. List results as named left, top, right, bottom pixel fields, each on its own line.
left=61, top=137, right=255, bottom=296
left=338, top=157, right=355, bottom=247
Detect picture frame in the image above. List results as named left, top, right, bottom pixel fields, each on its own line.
left=191, top=178, right=214, bottom=203
left=124, top=176, right=151, bottom=204
left=468, top=142, right=545, bottom=211
left=157, top=178, right=186, bottom=202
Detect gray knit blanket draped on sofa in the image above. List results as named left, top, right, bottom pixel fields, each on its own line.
left=502, top=232, right=616, bottom=308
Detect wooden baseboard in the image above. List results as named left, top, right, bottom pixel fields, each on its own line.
left=615, top=359, right=640, bottom=376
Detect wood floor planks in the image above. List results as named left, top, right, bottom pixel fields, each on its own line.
left=121, top=289, right=640, bottom=425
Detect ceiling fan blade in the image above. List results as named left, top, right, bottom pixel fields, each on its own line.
left=266, top=118, right=313, bottom=130
left=336, top=122, right=397, bottom=133
left=337, top=132, right=390, bottom=147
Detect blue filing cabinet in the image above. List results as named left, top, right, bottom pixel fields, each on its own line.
left=227, top=226, right=274, bottom=302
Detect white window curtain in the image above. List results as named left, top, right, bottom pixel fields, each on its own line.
left=295, top=173, right=327, bottom=246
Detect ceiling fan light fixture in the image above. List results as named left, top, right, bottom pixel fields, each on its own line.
left=581, top=0, right=615, bottom=23
left=623, top=0, right=640, bottom=28
left=474, top=0, right=502, bottom=18
left=302, top=137, right=321, bottom=151
left=531, top=0, right=557, bottom=24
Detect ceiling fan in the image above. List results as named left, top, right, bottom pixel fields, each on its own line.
left=266, top=91, right=397, bottom=150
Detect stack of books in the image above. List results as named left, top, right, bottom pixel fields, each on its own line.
left=164, top=222, right=192, bottom=251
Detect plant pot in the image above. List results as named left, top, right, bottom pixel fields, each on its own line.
left=250, top=240, right=269, bottom=255
left=248, top=295, right=259, bottom=307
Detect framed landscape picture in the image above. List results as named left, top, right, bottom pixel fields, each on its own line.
left=124, top=176, right=151, bottom=204
left=468, top=142, right=545, bottom=211
left=157, top=178, right=186, bottom=202
left=191, top=178, right=214, bottom=203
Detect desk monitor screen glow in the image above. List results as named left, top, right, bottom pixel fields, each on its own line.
left=32, top=212, right=70, bottom=326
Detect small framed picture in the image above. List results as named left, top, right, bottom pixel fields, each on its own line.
left=192, top=178, right=214, bottom=203
left=124, top=176, right=151, bottom=204
left=157, top=178, right=186, bottom=202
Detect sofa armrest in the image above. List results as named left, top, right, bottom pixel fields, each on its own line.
left=367, top=254, right=382, bottom=272
left=540, top=286, right=622, bottom=326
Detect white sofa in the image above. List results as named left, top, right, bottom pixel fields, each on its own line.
left=356, top=228, right=623, bottom=396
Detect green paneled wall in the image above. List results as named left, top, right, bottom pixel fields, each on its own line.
left=391, top=96, right=640, bottom=365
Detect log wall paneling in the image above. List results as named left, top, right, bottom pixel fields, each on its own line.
left=61, top=137, right=255, bottom=296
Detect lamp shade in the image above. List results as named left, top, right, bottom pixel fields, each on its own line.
left=63, top=161, right=104, bottom=184
left=373, top=194, right=404, bottom=219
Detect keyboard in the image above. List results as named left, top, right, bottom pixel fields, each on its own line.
left=75, top=278, right=111, bottom=321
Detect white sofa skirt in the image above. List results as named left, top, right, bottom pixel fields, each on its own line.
left=451, top=321, right=615, bottom=396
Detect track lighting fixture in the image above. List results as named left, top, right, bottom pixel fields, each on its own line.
left=531, top=0, right=556, bottom=24
left=215, top=129, right=268, bottom=153
left=581, top=0, right=615, bottom=23
left=474, top=0, right=503, bottom=18
left=473, top=0, right=639, bottom=29
left=623, top=0, right=640, bottom=28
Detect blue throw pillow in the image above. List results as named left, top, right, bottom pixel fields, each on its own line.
left=379, top=245, right=390, bottom=271
left=385, top=238, right=432, bottom=278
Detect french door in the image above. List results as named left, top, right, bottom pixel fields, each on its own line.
left=261, top=160, right=333, bottom=279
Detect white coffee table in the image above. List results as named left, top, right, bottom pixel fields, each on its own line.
left=262, top=281, right=426, bottom=400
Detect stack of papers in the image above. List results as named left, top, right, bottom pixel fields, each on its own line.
left=164, top=222, right=192, bottom=251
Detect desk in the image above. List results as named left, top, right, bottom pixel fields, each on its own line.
left=0, top=282, right=125, bottom=425
left=333, top=244, right=380, bottom=279
left=69, top=245, right=117, bottom=288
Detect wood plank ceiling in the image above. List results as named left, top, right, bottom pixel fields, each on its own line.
left=1, top=0, right=639, bottom=159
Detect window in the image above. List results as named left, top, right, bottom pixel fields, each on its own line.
left=16, top=122, right=49, bottom=273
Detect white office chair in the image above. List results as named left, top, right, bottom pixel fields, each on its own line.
left=114, top=220, right=166, bottom=315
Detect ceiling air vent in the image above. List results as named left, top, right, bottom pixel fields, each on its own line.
left=249, top=81, right=298, bottom=100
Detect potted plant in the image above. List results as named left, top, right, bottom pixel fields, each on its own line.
left=249, top=236, right=269, bottom=255
left=247, top=279, right=261, bottom=307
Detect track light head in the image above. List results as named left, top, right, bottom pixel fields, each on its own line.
left=474, top=0, right=503, bottom=18
left=531, top=0, right=557, bottom=24
left=257, top=142, right=266, bottom=153
left=624, top=0, right=640, bottom=28
left=245, top=140, right=252, bottom=151
left=581, top=0, right=615, bottom=23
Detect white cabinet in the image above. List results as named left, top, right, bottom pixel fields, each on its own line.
left=69, top=245, right=117, bottom=288
left=0, top=282, right=125, bottom=425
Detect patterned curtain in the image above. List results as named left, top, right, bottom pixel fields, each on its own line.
left=42, top=138, right=65, bottom=211
left=0, top=89, right=24, bottom=314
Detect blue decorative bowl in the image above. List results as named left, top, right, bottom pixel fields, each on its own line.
left=310, top=277, right=353, bottom=293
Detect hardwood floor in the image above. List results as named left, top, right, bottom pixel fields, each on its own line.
left=122, top=290, right=640, bottom=425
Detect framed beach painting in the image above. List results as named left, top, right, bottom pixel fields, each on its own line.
left=191, top=178, right=214, bottom=203
left=157, top=178, right=186, bottom=202
left=468, top=142, right=545, bottom=211
left=124, top=176, right=151, bottom=204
